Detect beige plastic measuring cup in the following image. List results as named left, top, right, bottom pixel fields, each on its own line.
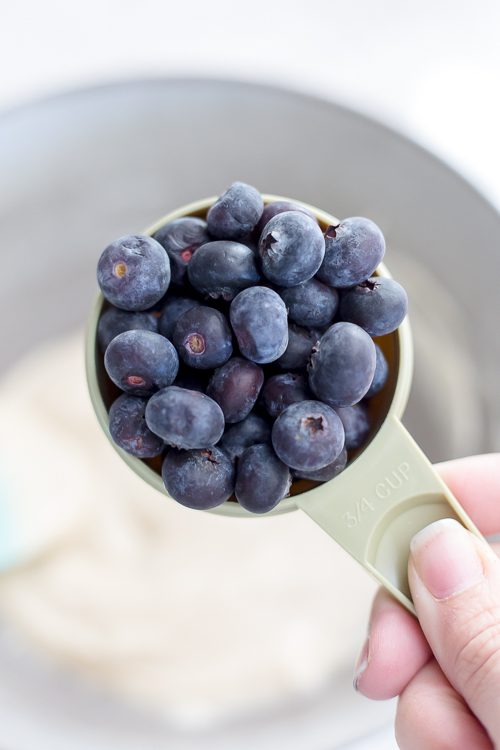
left=86, top=195, right=486, bottom=615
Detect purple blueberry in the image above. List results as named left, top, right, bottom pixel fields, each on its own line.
left=258, top=212, right=325, bottom=287
left=277, top=278, right=338, bottom=328
left=104, top=329, right=179, bottom=396
left=173, top=306, right=233, bottom=369
left=339, top=277, right=408, bottom=337
left=235, top=444, right=291, bottom=514
left=207, top=182, right=264, bottom=240
left=206, top=357, right=264, bottom=423
left=308, top=322, right=376, bottom=408
left=272, top=400, right=345, bottom=471
left=316, top=217, right=386, bottom=289
left=162, top=447, right=235, bottom=510
left=365, top=344, right=389, bottom=398
left=158, top=296, right=201, bottom=340
left=154, top=217, right=210, bottom=286
left=335, top=403, right=371, bottom=450
left=292, top=446, right=348, bottom=482
left=108, top=394, right=164, bottom=458
left=230, top=286, right=288, bottom=364
left=145, top=386, right=224, bottom=449
left=261, top=373, right=311, bottom=418
left=97, top=307, right=158, bottom=352
left=274, top=324, right=318, bottom=371
left=97, top=234, right=170, bottom=310
left=254, top=200, right=317, bottom=239
left=217, top=412, right=272, bottom=463
left=187, top=241, right=261, bottom=300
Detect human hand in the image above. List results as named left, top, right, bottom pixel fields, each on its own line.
left=354, top=453, right=500, bottom=749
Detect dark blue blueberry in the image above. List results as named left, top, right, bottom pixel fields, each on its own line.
left=104, top=329, right=179, bottom=396
left=365, top=344, right=389, bottom=398
left=173, top=366, right=209, bottom=393
left=187, top=241, right=261, bottom=300
left=291, top=446, right=348, bottom=482
left=272, top=400, right=345, bottom=471
left=230, top=287, right=288, bottom=363
left=277, top=278, right=338, bottom=328
left=258, top=212, right=325, bottom=287
left=275, top=324, right=318, bottom=371
left=173, top=306, right=233, bottom=369
left=254, top=200, right=317, bottom=240
left=158, top=296, right=201, bottom=340
left=162, top=447, right=235, bottom=510
left=145, top=386, right=224, bottom=449
left=339, top=277, right=408, bottom=337
left=97, top=234, right=170, bottom=310
left=97, top=307, right=158, bottom=352
left=316, top=217, right=385, bottom=289
left=207, top=182, right=264, bottom=240
left=308, top=322, right=376, bottom=407
left=235, top=444, right=291, bottom=513
left=206, top=357, right=264, bottom=423
left=261, top=373, right=311, bottom=418
left=108, top=394, right=164, bottom=458
left=335, top=403, right=371, bottom=450
left=217, top=412, right=272, bottom=463
left=154, top=217, right=210, bottom=286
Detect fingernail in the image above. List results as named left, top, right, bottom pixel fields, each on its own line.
left=410, top=518, right=484, bottom=600
left=353, top=637, right=369, bottom=691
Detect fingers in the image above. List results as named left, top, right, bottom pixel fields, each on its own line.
left=435, top=453, right=500, bottom=535
left=409, top=518, right=500, bottom=744
left=395, top=658, right=493, bottom=750
left=354, top=588, right=431, bottom=699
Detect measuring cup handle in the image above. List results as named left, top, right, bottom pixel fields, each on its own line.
left=295, top=414, right=485, bottom=614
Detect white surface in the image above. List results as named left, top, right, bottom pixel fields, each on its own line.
left=1, top=0, right=500, bottom=211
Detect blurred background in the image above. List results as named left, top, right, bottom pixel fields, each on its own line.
left=1, top=1, right=500, bottom=748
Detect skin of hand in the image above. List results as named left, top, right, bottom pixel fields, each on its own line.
left=353, top=453, right=500, bottom=750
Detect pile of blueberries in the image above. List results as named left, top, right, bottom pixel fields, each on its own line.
left=96, top=182, right=408, bottom=514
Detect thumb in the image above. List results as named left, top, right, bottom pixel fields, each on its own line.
left=409, top=518, right=500, bottom=743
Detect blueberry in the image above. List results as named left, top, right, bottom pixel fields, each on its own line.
left=145, top=386, right=224, bottom=449
left=230, top=287, right=288, bottom=363
left=274, top=324, right=318, bottom=371
left=173, top=366, right=209, bottom=393
left=97, top=307, right=158, bottom=352
left=339, top=277, right=408, bottom=337
left=335, top=404, right=371, bottom=450
left=308, top=322, right=376, bottom=407
left=292, top=446, right=348, bottom=482
left=108, top=394, right=164, bottom=458
left=316, top=217, right=386, bottom=289
left=272, top=400, right=345, bottom=471
left=235, top=444, right=291, bottom=513
left=261, top=373, right=310, bottom=418
left=254, top=200, right=317, bottom=239
left=187, top=241, right=261, bottom=300
left=158, top=295, right=201, bottom=340
left=277, top=278, right=338, bottom=328
left=104, top=329, right=179, bottom=396
left=97, top=234, right=170, bottom=310
left=217, top=412, right=272, bottom=463
left=173, top=305, right=233, bottom=369
left=258, top=212, right=325, bottom=287
left=207, top=182, right=264, bottom=240
left=154, top=217, right=210, bottom=286
left=206, top=357, right=264, bottom=423
left=365, top=344, right=389, bottom=398
left=162, top=447, right=235, bottom=510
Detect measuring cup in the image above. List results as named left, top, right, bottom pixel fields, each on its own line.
left=86, top=195, right=485, bottom=615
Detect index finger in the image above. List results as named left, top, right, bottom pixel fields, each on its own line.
left=435, top=453, right=500, bottom=537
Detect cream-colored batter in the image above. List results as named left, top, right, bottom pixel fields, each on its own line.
left=0, top=333, right=377, bottom=725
